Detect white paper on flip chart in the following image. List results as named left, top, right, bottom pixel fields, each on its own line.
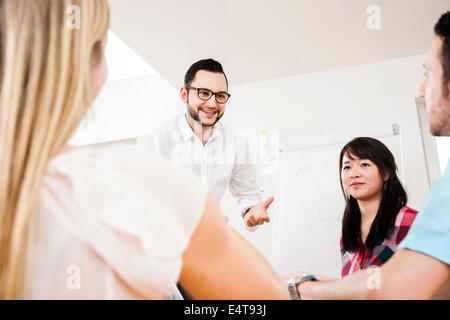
left=272, top=124, right=402, bottom=278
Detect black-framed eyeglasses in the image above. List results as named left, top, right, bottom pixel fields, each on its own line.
left=186, top=86, right=231, bottom=104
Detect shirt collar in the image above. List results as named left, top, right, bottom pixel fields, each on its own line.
left=178, top=113, right=223, bottom=143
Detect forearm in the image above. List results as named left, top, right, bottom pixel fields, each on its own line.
left=180, top=194, right=288, bottom=300
left=300, top=269, right=373, bottom=300
left=229, top=228, right=289, bottom=299
left=300, top=250, right=450, bottom=300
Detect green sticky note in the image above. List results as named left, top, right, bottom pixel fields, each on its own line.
left=269, top=157, right=276, bottom=163
left=260, top=130, right=267, bottom=135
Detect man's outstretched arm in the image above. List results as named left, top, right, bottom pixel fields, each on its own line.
left=299, top=249, right=449, bottom=300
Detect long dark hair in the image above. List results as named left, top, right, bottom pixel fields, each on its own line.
left=339, top=137, right=407, bottom=252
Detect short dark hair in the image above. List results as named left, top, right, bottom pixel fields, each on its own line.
left=184, top=58, right=228, bottom=88
left=339, top=137, right=408, bottom=252
left=434, top=11, right=450, bottom=96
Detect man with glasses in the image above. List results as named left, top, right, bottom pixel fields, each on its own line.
left=138, top=59, right=273, bottom=231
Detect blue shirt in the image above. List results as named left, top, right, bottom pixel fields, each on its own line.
left=399, top=158, right=450, bottom=265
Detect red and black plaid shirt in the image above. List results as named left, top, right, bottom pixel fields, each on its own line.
left=340, top=206, right=418, bottom=277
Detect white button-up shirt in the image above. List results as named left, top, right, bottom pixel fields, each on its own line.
left=137, top=113, right=263, bottom=230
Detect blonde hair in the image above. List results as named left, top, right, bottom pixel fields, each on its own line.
left=0, top=0, right=109, bottom=299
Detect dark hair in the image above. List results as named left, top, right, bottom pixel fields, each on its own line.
left=184, top=58, right=228, bottom=88
left=339, top=137, right=407, bottom=252
left=435, top=11, right=450, bottom=97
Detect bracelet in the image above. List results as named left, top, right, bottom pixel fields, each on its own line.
left=241, top=206, right=252, bottom=218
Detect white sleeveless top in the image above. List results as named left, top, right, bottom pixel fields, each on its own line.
left=24, top=145, right=208, bottom=299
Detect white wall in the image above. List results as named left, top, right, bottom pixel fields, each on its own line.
left=221, top=55, right=430, bottom=262
left=69, top=73, right=182, bottom=145
left=436, top=137, right=450, bottom=173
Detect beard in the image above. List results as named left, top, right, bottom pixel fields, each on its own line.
left=427, top=95, right=450, bottom=136
left=187, top=101, right=224, bottom=127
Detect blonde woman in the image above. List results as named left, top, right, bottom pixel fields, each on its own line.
left=0, top=0, right=288, bottom=300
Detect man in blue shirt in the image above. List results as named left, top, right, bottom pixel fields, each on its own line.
left=289, top=11, right=450, bottom=299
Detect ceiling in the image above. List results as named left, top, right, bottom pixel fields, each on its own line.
left=108, top=0, right=449, bottom=87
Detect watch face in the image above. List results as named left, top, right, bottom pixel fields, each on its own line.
left=301, top=274, right=317, bottom=282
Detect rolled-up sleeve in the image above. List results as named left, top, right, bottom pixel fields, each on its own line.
left=229, top=160, right=263, bottom=232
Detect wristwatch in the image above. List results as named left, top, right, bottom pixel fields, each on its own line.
left=287, top=274, right=318, bottom=300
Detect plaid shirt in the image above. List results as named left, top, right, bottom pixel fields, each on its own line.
left=341, top=206, right=418, bottom=277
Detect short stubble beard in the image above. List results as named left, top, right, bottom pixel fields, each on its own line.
left=186, top=97, right=224, bottom=127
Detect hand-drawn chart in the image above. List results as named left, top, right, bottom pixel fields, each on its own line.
left=288, top=156, right=328, bottom=186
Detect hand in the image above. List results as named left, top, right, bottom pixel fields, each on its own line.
left=244, top=196, right=274, bottom=227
